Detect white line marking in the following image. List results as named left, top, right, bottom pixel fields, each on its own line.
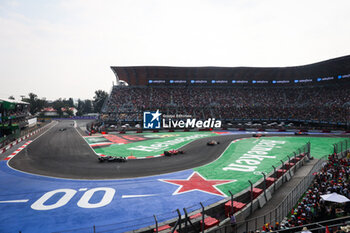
left=0, top=199, right=29, bottom=203
left=121, top=194, right=157, bottom=198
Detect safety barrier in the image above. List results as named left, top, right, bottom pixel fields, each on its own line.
left=333, top=138, right=350, bottom=158
left=0, top=121, right=53, bottom=155
left=214, top=158, right=324, bottom=233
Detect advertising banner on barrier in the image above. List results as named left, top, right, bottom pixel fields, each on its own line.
left=28, top=117, right=37, bottom=128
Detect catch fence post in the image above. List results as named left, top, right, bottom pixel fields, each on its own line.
left=287, top=155, right=292, bottom=177
left=183, top=208, right=188, bottom=232
left=176, top=209, right=182, bottom=232
left=154, top=215, right=158, bottom=233
left=248, top=180, right=253, bottom=214
left=200, top=202, right=205, bottom=233
left=293, top=151, right=297, bottom=173
left=272, top=165, right=276, bottom=191
left=183, top=208, right=196, bottom=233
left=228, top=190, right=234, bottom=214
left=93, top=225, right=96, bottom=233
left=280, top=160, right=284, bottom=183
left=262, top=172, right=267, bottom=201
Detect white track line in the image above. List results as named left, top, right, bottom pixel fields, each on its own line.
left=121, top=194, right=157, bottom=198
left=0, top=199, right=29, bottom=203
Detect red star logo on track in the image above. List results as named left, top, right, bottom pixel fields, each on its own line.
left=159, top=172, right=236, bottom=197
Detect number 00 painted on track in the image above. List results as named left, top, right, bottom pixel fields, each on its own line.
left=31, top=188, right=115, bottom=210
left=77, top=187, right=115, bottom=208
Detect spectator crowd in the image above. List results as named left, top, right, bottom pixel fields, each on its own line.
left=102, top=84, right=350, bottom=124
left=283, top=154, right=350, bottom=228
left=257, top=153, right=350, bottom=232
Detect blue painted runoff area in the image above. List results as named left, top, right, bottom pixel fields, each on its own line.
left=0, top=161, right=223, bottom=233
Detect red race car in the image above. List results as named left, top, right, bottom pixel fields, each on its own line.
left=164, top=149, right=184, bottom=156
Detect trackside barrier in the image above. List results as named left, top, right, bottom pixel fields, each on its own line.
left=51, top=143, right=311, bottom=233
left=333, top=138, right=350, bottom=158
left=0, top=121, right=53, bottom=155
left=209, top=158, right=324, bottom=233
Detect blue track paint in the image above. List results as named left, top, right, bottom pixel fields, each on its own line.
left=0, top=161, right=224, bottom=233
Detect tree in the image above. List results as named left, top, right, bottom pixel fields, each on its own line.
left=8, top=96, right=15, bottom=100
left=22, top=93, right=48, bottom=115
left=84, top=99, right=93, bottom=113
left=93, top=90, right=108, bottom=113
left=52, top=98, right=65, bottom=117
left=68, top=98, right=74, bottom=107
left=76, top=99, right=84, bottom=116
left=75, top=99, right=93, bottom=116
left=65, top=108, right=74, bottom=116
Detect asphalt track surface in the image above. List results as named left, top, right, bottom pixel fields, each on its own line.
left=9, top=120, right=250, bottom=179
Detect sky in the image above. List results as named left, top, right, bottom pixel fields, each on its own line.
left=0, top=0, right=350, bottom=101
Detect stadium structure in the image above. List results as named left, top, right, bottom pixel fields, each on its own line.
left=102, top=55, right=350, bottom=130
left=0, top=55, right=350, bottom=233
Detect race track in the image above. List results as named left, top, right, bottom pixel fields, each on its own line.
left=2, top=120, right=348, bottom=233
left=9, top=120, right=248, bottom=179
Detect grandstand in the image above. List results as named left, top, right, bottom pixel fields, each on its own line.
left=0, top=98, right=30, bottom=148
left=103, top=56, right=350, bottom=129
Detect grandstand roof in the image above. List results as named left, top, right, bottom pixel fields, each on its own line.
left=0, top=98, right=29, bottom=105
left=111, top=55, right=350, bottom=86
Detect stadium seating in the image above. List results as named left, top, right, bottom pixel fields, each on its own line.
left=102, top=84, right=350, bottom=125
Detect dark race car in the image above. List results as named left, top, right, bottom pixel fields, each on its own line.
left=207, top=140, right=220, bottom=146
left=294, top=131, right=309, bottom=136
left=164, top=149, right=184, bottom=156
left=252, top=133, right=266, bottom=137
left=98, top=156, right=127, bottom=162
left=59, top=128, right=66, bottom=131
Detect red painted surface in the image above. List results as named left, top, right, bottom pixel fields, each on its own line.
left=161, top=172, right=235, bottom=197
left=224, top=201, right=246, bottom=216
left=200, top=217, right=220, bottom=230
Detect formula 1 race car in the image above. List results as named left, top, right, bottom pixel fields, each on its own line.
left=98, top=156, right=127, bottom=162
left=207, top=140, right=220, bottom=146
left=294, top=131, right=309, bottom=136
left=163, top=149, right=184, bottom=156
left=59, top=128, right=66, bottom=131
left=252, top=133, right=266, bottom=137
